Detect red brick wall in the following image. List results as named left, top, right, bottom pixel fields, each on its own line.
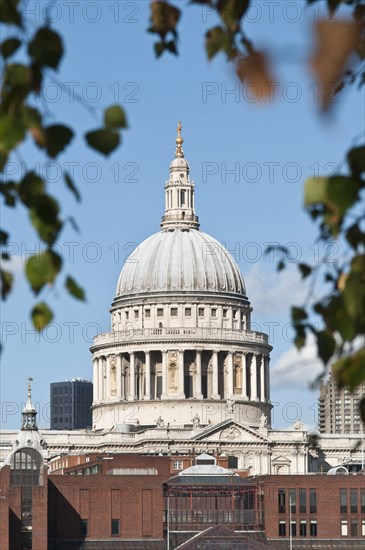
left=260, top=474, right=365, bottom=542
left=49, top=474, right=164, bottom=540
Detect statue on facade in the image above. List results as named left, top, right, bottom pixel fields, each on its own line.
left=225, top=398, right=235, bottom=414
left=192, top=413, right=200, bottom=429
left=294, top=420, right=304, bottom=430
left=259, top=413, right=268, bottom=430
left=155, top=416, right=164, bottom=427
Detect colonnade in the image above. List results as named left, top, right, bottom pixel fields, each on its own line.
left=93, top=349, right=270, bottom=404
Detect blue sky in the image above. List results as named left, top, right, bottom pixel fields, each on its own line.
left=1, top=1, right=363, bottom=430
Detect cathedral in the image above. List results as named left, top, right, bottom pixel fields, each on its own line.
left=1, top=124, right=362, bottom=475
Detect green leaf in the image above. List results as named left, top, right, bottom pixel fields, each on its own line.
left=104, top=105, right=127, bottom=129
left=165, top=40, right=178, bottom=55
left=64, top=173, right=81, bottom=202
left=85, top=128, right=120, bottom=156
left=205, top=26, right=231, bottom=60
left=29, top=195, right=63, bottom=245
left=19, top=172, right=45, bottom=206
left=1, top=38, right=21, bottom=59
left=25, top=250, right=62, bottom=294
left=1, top=270, right=14, bottom=300
left=149, top=1, right=181, bottom=38
left=0, top=230, right=9, bottom=245
left=0, top=0, right=22, bottom=26
left=292, top=306, right=308, bottom=322
left=65, top=276, right=85, bottom=301
left=347, top=146, right=365, bottom=178
left=316, top=330, right=336, bottom=364
left=43, top=125, right=74, bottom=158
left=154, top=41, right=165, bottom=57
left=304, top=176, right=328, bottom=206
left=31, top=302, right=53, bottom=331
left=0, top=114, right=26, bottom=153
left=343, top=264, right=365, bottom=325
left=217, top=0, right=250, bottom=31
left=333, top=347, right=365, bottom=391
left=346, top=223, right=364, bottom=249
left=28, top=27, right=63, bottom=70
left=298, top=263, right=312, bottom=279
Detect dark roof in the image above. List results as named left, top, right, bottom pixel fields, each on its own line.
left=168, top=475, right=253, bottom=486
left=175, top=525, right=270, bottom=549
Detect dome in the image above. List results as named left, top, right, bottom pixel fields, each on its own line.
left=116, top=228, right=246, bottom=298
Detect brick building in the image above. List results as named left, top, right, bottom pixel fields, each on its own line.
left=258, top=473, right=365, bottom=548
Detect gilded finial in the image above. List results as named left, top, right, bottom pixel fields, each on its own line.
left=175, top=121, right=184, bottom=158
left=27, top=376, right=34, bottom=398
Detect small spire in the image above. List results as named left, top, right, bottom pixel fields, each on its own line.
left=22, top=376, right=37, bottom=430
left=175, top=121, right=184, bottom=158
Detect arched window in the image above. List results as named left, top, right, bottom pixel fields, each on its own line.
left=10, top=448, right=43, bottom=487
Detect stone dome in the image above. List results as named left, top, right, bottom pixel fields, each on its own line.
left=115, top=228, right=246, bottom=299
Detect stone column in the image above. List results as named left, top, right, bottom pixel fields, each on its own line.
left=212, top=351, right=219, bottom=399
left=227, top=351, right=234, bottom=397
left=251, top=353, right=258, bottom=401
left=260, top=355, right=266, bottom=402
left=128, top=352, right=135, bottom=401
left=144, top=351, right=151, bottom=400
left=178, top=350, right=185, bottom=398
left=105, top=355, right=111, bottom=400
left=195, top=350, right=203, bottom=399
left=241, top=352, right=248, bottom=399
left=265, top=355, right=270, bottom=401
left=93, top=358, right=98, bottom=402
left=116, top=353, right=122, bottom=399
left=98, top=357, right=104, bottom=401
left=161, top=351, right=168, bottom=399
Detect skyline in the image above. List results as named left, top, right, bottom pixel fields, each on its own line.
left=1, top=1, right=363, bottom=431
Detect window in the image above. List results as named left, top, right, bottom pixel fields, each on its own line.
left=125, top=311, right=129, bottom=320
left=361, top=488, right=365, bottom=514
left=157, top=308, right=163, bottom=317
left=289, top=489, right=296, bottom=514
left=300, top=521, right=307, bottom=537
left=81, top=519, right=88, bottom=537
left=291, top=522, right=296, bottom=538
left=340, top=488, right=348, bottom=514
left=341, top=520, right=348, bottom=536
left=145, top=308, right=150, bottom=317
left=350, top=488, right=357, bottom=513
left=211, top=308, right=217, bottom=317
left=299, top=489, right=306, bottom=513
left=362, top=520, right=365, bottom=536
left=310, top=521, right=317, bottom=537
left=111, top=519, right=120, bottom=536
left=278, top=489, right=286, bottom=513
left=134, top=310, right=139, bottom=319
left=279, top=521, right=286, bottom=537
left=172, top=460, right=183, bottom=470
left=351, top=520, right=358, bottom=537
left=309, top=489, right=317, bottom=513
left=171, top=308, right=178, bottom=317
left=185, top=307, right=191, bottom=316
left=198, top=308, right=204, bottom=316
left=223, top=309, right=228, bottom=318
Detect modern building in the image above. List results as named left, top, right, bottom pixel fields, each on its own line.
left=318, top=371, right=365, bottom=434
left=50, top=379, right=92, bottom=430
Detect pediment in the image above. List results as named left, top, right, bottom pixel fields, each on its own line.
left=192, top=419, right=270, bottom=443
left=272, top=454, right=291, bottom=465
